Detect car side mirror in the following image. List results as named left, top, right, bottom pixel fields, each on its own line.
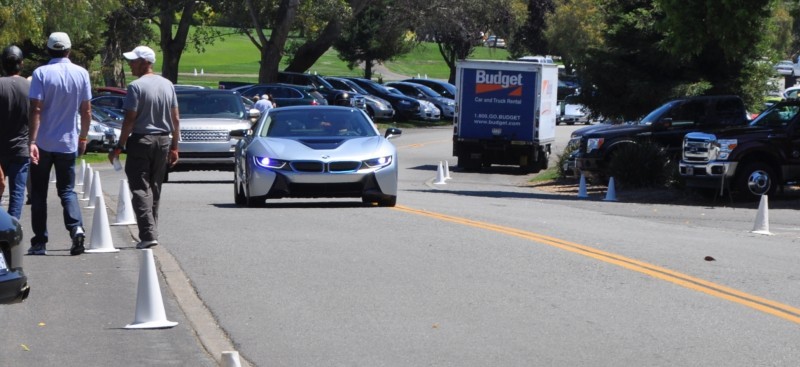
left=249, top=109, right=261, bottom=118
left=384, top=127, right=402, bottom=139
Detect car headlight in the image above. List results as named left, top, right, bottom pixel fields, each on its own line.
left=363, top=156, right=392, bottom=168
left=714, top=139, right=737, bottom=160
left=253, top=156, right=287, bottom=169
left=587, top=138, right=604, bottom=153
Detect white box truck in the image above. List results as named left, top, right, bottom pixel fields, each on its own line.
left=453, top=60, right=558, bottom=172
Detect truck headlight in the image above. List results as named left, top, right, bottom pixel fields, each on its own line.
left=587, top=138, right=604, bottom=153
left=714, top=139, right=737, bottom=160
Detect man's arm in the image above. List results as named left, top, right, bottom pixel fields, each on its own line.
left=108, top=109, right=137, bottom=164
left=78, top=100, right=91, bottom=155
left=28, top=99, right=42, bottom=165
left=168, top=106, right=180, bottom=167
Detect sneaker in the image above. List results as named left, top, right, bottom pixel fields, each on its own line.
left=27, top=243, right=47, bottom=255
left=136, top=240, right=158, bottom=249
left=70, top=227, right=85, bottom=256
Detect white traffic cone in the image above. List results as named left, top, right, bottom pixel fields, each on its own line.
left=86, top=171, right=103, bottom=209
left=193, top=68, right=197, bottom=76
left=603, top=177, right=617, bottom=201
left=81, top=165, right=93, bottom=200
left=221, top=351, right=242, bottom=367
left=577, top=173, right=588, bottom=198
left=112, top=179, right=137, bottom=226
left=200, top=68, right=204, bottom=75
left=751, top=195, right=773, bottom=235
left=434, top=161, right=447, bottom=185
left=444, top=160, right=452, bottom=180
left=86, top=194, right=119, bottom=253
left=76, top=159, right=86, bottom=186
left=125, top=249, right=178, bottom=329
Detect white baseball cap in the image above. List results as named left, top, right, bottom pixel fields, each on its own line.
left=47, top=32, right=71, bottom=50
left=123, top=46, right=156, bottom=64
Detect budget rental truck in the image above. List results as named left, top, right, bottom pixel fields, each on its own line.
left=453, top=60, right=558, bottom=172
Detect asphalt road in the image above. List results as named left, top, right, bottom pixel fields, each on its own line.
left=154, top=125, right=800, bottom=366
left=4, top=124, right=800, bottom=366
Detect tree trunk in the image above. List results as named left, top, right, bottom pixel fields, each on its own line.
left=257, top=0, right=301, bottom=83
left=284, top=18, right=343, bottom=73
left=283, top=0, right=371, bottom=73
left=363, top=60, right=373, bottom=80
left=158, top=0, right=196, bottom=84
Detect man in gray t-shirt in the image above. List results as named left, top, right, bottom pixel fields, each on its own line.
left=109, top=45, right=180, bottom=250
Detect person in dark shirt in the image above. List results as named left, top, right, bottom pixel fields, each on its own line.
left=0, top=45, right=30, bottom=220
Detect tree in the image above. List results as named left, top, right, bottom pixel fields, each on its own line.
left=0, top=0, right=119, bottom=75
left=657, top=0, right=775, bottom=101
left=508, top=0, right=555, bottom=58
left=101, top=1, right=155, bottom=87
left=242, top=0, right=301, bottom=83
left=146, top=0, right=221, bottom=84
left=420, top=0, right=526, bottom=83
left=284, top=0, right=371, bottom=73
left=543, top=0, right=605, bottom=71
left=577, top=0, right=690, bottom=120
left=333, top=0, right=416, bottom=79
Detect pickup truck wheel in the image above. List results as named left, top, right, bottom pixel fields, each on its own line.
left=735, top=162, right=776, bottom=199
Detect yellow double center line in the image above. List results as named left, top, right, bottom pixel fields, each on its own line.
left=394, top=205, right=800, bottom=324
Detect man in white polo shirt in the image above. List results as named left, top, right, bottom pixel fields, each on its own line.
left=27, top=32, right=91, bottom=256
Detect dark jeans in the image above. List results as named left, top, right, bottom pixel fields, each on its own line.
left=30, top=149, right=82, bottom=245
left=125, top=134, right=170, bottom=242
left=0, top=156, right=29, bottom=220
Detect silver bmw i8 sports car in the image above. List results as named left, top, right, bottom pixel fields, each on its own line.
left=232, top=106, right=402, bottom=207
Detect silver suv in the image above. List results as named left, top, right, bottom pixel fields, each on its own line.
left=171, top=90, right=255, bottom=174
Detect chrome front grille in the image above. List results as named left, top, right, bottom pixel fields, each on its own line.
left=181, top=130, right=230, bottom=142
left=682, top=132, right=716, bottom=163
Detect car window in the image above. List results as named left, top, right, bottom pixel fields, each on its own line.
left=752, top=104, right=800, bottom=128
left=639, top=101, right=680, bottom=125
left=261, top=109, right=378, bottom=138
left=178, top=93, right=245, bottom=119
left=665, top=100, right=704, bottom=127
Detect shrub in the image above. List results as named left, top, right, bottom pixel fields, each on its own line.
left=556, top=144, right=578, bottom=179
left=606, top=141, right=676, bottom=188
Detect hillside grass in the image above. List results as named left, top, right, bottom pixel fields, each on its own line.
left=143, top=28, right=510, bottom=87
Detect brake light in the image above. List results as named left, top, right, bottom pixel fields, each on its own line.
left=311, top=100, right=319, bottom=105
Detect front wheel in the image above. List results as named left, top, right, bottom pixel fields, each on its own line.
left=735, top=162, right=776, bottom=200
left=234, top=173, right=246, bottom=206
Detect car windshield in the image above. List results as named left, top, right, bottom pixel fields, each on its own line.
left=750, top=103, right=800, bottom=128
left=178, top=93, right=246, bottom=119
left=260, top=109, right=378, bottom=138
left=638, top=100, right=680, bottom=125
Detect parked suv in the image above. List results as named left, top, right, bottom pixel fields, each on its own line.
left=679, top=99, right=800, bottom=198
left=170, top=90, right=255, bottom=175
left=571, top=95, right=750, bottom=178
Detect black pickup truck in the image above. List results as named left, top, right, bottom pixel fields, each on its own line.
left=570, top=95, right=750, bottom=178
left=679, top=99, right=800, bottom=198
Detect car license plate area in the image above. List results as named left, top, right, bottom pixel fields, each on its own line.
left=686, top=166, right=694, bottom=175
left=0, top=251, right=8, bottom=275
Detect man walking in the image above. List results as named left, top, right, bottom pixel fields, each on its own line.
left=108, top=45, right=179, bottom=249
left=28, top=32, right=91, bottom=256
left=0, top=45, right=30, bottom=220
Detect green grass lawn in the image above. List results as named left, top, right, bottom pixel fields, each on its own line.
left=143, top=27, right=509, bottom=86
